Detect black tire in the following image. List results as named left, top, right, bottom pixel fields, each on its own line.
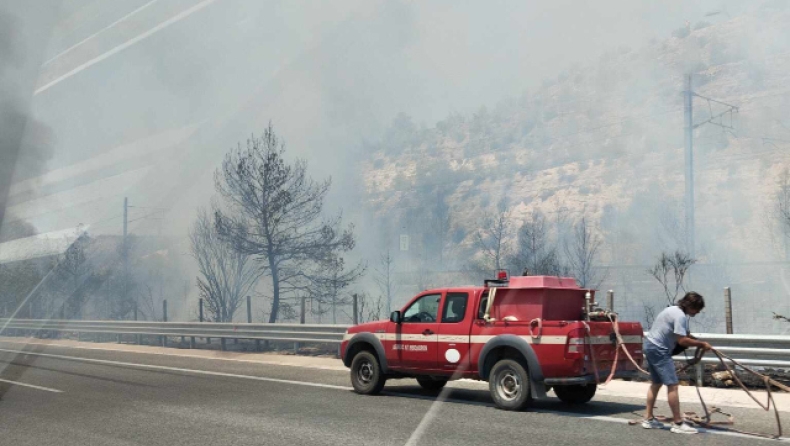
left=416, top=377, right=448, bottom=392
left=350, top=351, right=386, bottom=395
left=554, top=384, right=597, bottom=404
left=489, top=359, right=532, bottom=410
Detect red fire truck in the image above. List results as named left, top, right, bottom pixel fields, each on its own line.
left=341, top=273, right=644, bottom=410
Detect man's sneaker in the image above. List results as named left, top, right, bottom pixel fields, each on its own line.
left=641, top=418, right=663, bottom=429
left=670, top=421, right=699, bottom=434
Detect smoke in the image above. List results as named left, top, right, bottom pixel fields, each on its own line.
left=6, top=0, right=788, bottom=331
left=0, top=2, right=59, bottom=241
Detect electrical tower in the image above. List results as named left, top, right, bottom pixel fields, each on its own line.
left=683, top=74, right=739, bottom=258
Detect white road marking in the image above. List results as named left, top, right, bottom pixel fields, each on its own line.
left=0, top=348, right=349, bottom=391
left=0, top=378, right=62, bottom=393
left=0, top=340, right=347, bottom=371
left=568, top=414, right=790, bottom=443
left=389, top=389, right=789, bottom=443
left=0, top=347, right=784, bottom=442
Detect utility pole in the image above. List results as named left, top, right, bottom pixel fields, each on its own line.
left=123, top=197, right=132, bottom=320
left=682, top=74, right=738, bottom=258
left=781, top=180, right=790, bottom=261
left=684, top=74, right=695, bottom=258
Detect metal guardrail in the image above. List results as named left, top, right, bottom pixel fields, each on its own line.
left=0, top=319, right=349, bottom=349
left=675, top=333, right=790, bottom=369
left=1, top=320, right=788, bottom=370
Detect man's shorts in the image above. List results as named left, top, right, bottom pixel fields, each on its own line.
left=643, top=339, right=679, bottom=386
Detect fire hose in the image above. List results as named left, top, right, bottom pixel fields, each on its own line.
left=594, top=312, right=790, bottom=439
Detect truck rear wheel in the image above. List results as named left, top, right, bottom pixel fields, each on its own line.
left=489, top=359, right=532, bottom=410
left=416, top=377, right=448, bottom=392
left=554, top=384, right=597, bottom=404
left=350, top=351, right=386, bottom=395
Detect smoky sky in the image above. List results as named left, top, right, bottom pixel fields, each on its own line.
left=4, top=0, right=772, bottom=241
left=0, top=2, right=60, bottom=239
left=3, top=0, right=790, bottom=330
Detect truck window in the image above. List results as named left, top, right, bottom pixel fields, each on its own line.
left=477, top=291, right=489, bottom=319
left=402, top=294, right=441, bottom=323
left=441, top=293, right=468, bottom=323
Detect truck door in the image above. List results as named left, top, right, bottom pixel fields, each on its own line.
left=391, top=293, right=441, bottom=370
left=437, top=292, right=471, bottom=373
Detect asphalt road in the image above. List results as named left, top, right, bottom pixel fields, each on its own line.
left=0, top=342, right=787, bottom=446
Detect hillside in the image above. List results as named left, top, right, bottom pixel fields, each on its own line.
left=360, top=2, right=790, bottom=269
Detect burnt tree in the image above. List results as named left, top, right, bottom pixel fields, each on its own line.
left=190, top=208, right=261, bottom=322
left=214, top=123, right=355, bottom=323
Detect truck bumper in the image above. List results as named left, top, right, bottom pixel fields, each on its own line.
left=543, top=370, right=640, bottom=386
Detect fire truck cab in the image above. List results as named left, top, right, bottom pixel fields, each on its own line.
left=341, top=273, right=643, bottom=410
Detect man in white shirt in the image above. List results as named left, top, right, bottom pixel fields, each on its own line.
left=641, top=292, right=712, bottom=434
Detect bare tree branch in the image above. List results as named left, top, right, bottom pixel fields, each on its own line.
left=509, top=210, right=567, bottom=276
left=474, top=206, right=512, bottom=272
left=563, top=216, right=604, bottom=288
left=190, top=208, right=262, bottom=322
left=306, top=255, right=366, bottom=324
left=213, top=123, right=356, bottom=322
left=352, top=291, right=385, bottom=323
left=373, top=250, right=397, bottom=315
left=648, top=250, right=696, bottom=306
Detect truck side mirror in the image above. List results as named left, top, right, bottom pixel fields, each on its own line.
left=390, top=311, right=402, bottom=324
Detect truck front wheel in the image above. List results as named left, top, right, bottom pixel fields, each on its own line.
left=554, top=384, right=597, bottom=404
left=489, top=359, right=532, bottom=410
left=350, top=351, right=386, bottom=395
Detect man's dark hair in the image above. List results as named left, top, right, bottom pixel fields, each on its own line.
left=678, top=291, right=705, bottom=312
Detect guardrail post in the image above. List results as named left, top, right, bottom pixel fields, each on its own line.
left=353, top=294, right=359, bottom=325
left=695, top=362, right=704, bottom=386
left=220, top=338, right=226, bottom=351
left=255, top=339, right=261, bottom=352
left=202, top=297, right=209, bottom=345
left=294, top=296, right=306, bottom=352
left=607, top=290, right=614, bottom=311
left=724, top=287, right=733, bottom=334
left=247, top=296, right=252, bottom=324
left=161, top=300, right=168, bottom=347
left=117, top=334, right=122, bottom=344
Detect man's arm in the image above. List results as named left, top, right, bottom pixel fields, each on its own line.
left=677, top=335, right=711, bottom=351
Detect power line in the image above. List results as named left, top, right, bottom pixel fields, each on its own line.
left=127, top=213, right=164, bottom=224
left=692, top=92, right=738, bottom=131
left=127, top=205, right=170, bottom=211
